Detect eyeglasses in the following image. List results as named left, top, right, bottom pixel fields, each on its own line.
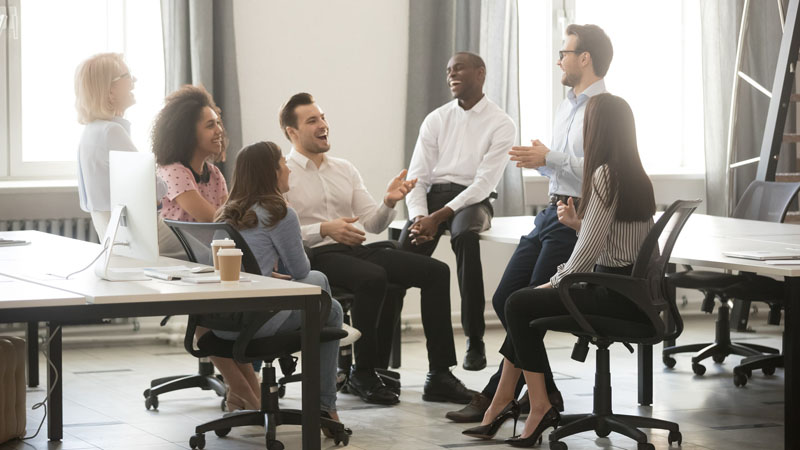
left=111, top=72, right=135, bottom=83
left=558, top=50, right=584, bottom=61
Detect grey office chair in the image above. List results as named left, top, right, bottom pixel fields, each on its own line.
left=662, top=181, right=800, bottom=378
left=536, top=199, right=700, bottom=450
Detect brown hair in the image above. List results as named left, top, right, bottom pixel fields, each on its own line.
left=215, top=141, right=287, bottom=229
left=279, top=92, right=315, bottom=140
left=151, top=85, right=227, bottom=166
left=566, top=24, right=613, bottom=77
left=578, top=94, right=655, bottom=222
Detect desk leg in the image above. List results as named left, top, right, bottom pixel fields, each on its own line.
left=786, top=277, right=799, bottom=450
left=27, top=322, right=39, bottom=387
left=637, top=344, right=653, bottom=406
left=301, top=295, right=321, bottom=450
left=47, top=323, right=62, bottom=441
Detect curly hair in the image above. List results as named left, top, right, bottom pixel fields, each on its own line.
left=151, top=85, right=227, bottom=167
left=215, top=141, right=287, bottom=229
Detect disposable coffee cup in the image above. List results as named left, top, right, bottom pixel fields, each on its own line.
left=217, top=248, right=243, bottom=284
left=211, top=238, right=236, bottom=272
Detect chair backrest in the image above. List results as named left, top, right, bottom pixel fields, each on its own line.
left=732, top=180, right=800, bottom=222
left=631, top=199, right=701, bottom=338
left=163, top=219, right=262, bottom=275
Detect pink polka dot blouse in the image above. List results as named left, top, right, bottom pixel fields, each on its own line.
left=157, top=162, right=228, bottom=222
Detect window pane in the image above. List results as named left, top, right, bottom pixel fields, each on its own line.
left=18, top=0, right=163, bottom=165
left=518, top=0, right=554, bottom=148
left=575, top=0, right=705, bottom=173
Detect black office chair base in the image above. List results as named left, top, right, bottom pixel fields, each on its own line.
left=144, top=360, right=226, bottom=410
left=549, top=413, right=681, bottom=450
left=733, top=354, right=783, bottom=387
left=662, top=301, right=779, bottom=375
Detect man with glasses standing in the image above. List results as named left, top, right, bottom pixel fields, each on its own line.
left=446, top=23, right=614, bottom=425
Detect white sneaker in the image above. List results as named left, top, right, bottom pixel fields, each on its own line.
left=339, top=323, right=362, bottom=347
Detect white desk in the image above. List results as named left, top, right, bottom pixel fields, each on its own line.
left=0, top=231, right=324, bottom=450
left=0, top=275, right=85, bottom=308
left=390, top=213, right=800, bottom=449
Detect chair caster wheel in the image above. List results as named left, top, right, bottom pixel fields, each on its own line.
left=220, top=397, right=227, bottom=411
left=142, top=388, right=151, bottom=399
left=214, top=427, right=231, bottom=437
left=637, top=443, right=655, bottom=450
left=692, top=362, right=706, bottom=375
left=712, top=354, right=725, bottom=363
left=763, top=365, right=776, bottom=376
left=662, top=355, right=676, bottom=368
left=668, top=430, right=682, bottom=445
left=189, top=433, right=206, bottom=449
left=145, top=395, right=159, bottom=410
left=550, top=441, right=568, bottom=450
left=266, top=440, right=284, bottom=450
left=733, top=371, right=748, bottom=387
left=278, top=384, right=286, bottom=398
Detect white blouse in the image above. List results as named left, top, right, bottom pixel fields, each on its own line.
left=76, top=117, right=137, bottom=213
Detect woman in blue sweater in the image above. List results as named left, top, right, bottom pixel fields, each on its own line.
left=214, top=141, right=346, bottom=427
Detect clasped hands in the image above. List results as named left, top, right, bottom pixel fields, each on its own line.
left=322, top=169, right=417, bottom=246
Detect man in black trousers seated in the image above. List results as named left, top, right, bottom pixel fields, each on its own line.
left=400, top=52, right=516, bottom=372
left=280, top=92, right=476, bottom=406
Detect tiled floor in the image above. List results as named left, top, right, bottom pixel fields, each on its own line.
left=0, top=314, right=785, bottom=450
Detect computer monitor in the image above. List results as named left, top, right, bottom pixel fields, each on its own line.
left=94, top=151, right=160, bottom=281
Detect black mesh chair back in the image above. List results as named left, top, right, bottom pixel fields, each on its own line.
left=163, top=219, right=262, bottom=275
left=732, top=180, right=800, bottom=222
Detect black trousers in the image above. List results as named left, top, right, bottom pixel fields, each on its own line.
left=481, top=205, right=578, bottom=398
left=501, top=282, right=647, bottom=376
left=310, top=243, right=457, bottom=371
left=398, top=188, right=493, bottom=340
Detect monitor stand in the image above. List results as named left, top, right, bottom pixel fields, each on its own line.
left=94, top=205, right=150, bottom=281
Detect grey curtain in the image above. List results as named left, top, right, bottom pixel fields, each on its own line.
left=405, top=0, right=524, bottom=216
left=700, top=0, right=791, bottom=216
left=160, top=0, right=242, bottom=181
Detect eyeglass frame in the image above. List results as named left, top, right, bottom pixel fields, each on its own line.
left=111, top=72, right=135, bottom=83
left=558, top=49, right=585, bottom=61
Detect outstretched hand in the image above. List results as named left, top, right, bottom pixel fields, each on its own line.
left=509, top=139, right=549, bottom=168
left=384, top=169, right=418, bottom=208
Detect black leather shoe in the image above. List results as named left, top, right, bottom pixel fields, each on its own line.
left=463, top=399, right=520, bottom=439
left=346, top=368, right=399, bottom=405
left=377, top=371, right=401, bottom=396
left=506, top=406, right=560, bottom=447
left=423, top=370, right=477, bottom=404
left=445, top=393, right=490, bottom=422
left=463, top=338, right=487, bottom=371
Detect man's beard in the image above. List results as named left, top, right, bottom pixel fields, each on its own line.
left=562, top=72, right=580, bottom=88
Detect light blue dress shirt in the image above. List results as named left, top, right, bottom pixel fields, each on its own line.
left=537, top=79, right=607, bottom=198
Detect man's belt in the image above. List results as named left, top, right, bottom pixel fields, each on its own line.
left=549, top=194, right=580, bottom=207
left=430, top=183, right=498, bottom=199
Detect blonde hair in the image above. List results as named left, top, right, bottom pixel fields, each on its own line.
left=74, top=53, right=126, bottom=124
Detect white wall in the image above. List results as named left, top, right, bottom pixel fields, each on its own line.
left=233, top=0, right=409, bottom=204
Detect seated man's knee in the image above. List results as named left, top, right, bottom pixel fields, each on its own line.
left=450, top=229, right=480, bottom=250
left=358, top=266, right=389, bottom=295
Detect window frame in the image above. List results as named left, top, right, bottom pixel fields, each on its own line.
left=0, top=0, right=9, bottom=178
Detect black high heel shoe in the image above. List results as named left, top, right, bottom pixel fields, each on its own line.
left=462, top=399, right=520, bottom=439
left=505, top=406, right=560, bottom=447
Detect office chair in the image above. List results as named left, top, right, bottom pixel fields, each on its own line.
left=534, top=199, right=699, bottom=450
left=184, top=293, right=350, bottom=449
left=662, top=181, right=800, bottom=376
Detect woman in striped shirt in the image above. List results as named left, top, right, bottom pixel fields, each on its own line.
left=464, top=93, right=655, bottom=447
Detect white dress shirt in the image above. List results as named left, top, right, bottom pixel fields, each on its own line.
left=285, top=149, right=397, bottom=248
left=538, top=79, right=607, bottom=198
left=406, top=95, right=516, bottom=219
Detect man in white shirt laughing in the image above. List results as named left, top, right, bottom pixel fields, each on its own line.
left=400, top=52, right=516, bottom=371
left=280, top=92, right=476, bottom=406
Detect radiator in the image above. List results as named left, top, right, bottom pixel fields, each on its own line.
left=0, top=217, right=98, bottom=243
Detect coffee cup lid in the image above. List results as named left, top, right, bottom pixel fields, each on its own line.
left=217, top=248, right=243, bottom=256
left=211, top=238, right=235, bottom=246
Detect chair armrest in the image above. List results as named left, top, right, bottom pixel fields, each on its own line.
left=556, top=272, right=656, bottom=337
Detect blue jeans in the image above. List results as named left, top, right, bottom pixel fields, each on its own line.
left=215, top=270, right=343, bottom=412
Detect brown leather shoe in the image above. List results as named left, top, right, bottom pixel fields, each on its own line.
left=445, top=393, right=490, bottom=422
